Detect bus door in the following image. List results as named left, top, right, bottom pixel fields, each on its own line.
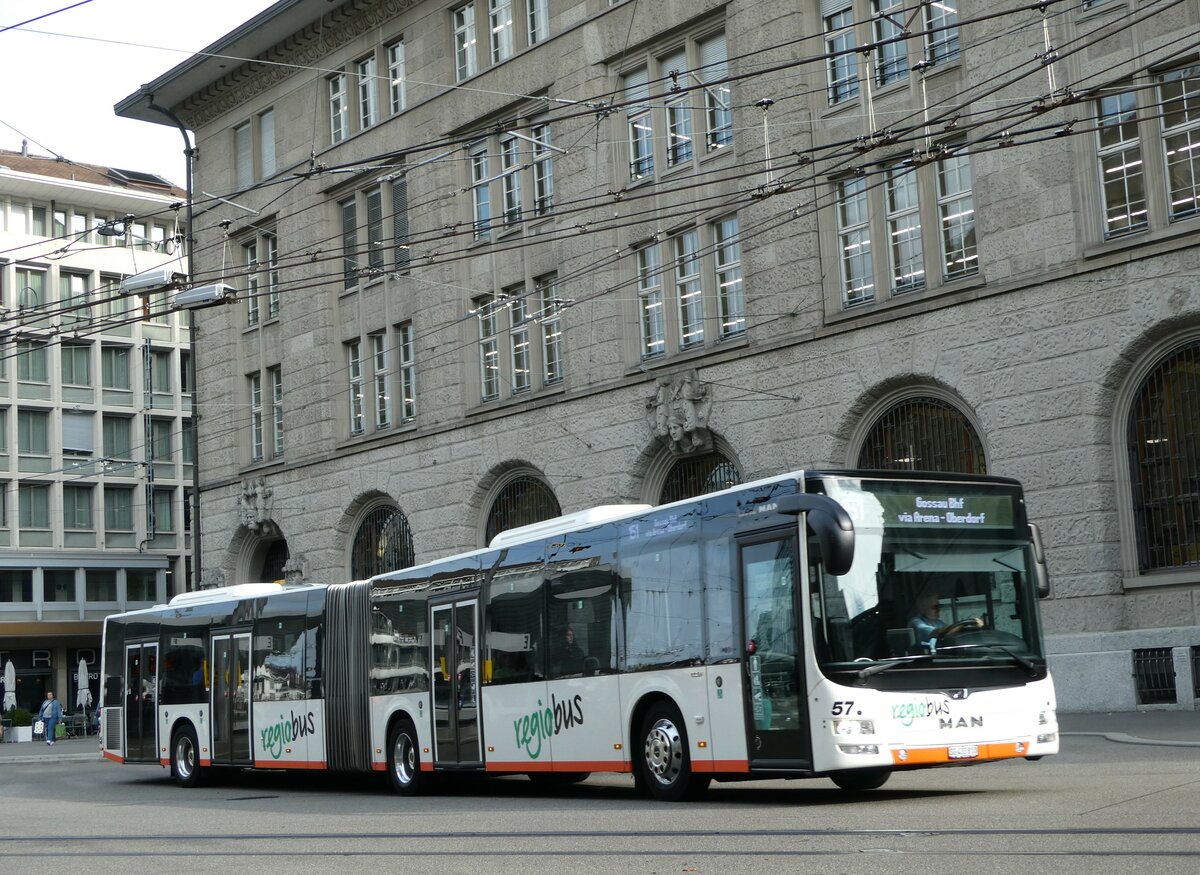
left=124, top=642, right=158, bottom=761
left=431, top=598, right=482, bottom=766
left=210, top=631, right=252, bottom=765
left=741, top=534, right=811, bottom=768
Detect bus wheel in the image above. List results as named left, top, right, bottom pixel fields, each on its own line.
left=171, top=725, right=204, bottom=788
left=638, top=703, right=709, bottom=802
left=830, top=769, right=891, bottom=792
left=387, top=718, right=426, bottom=796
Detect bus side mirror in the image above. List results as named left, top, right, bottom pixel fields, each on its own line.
left=775, top=493, right=855, bottom=576
left=1029, top=523, right=1051, bottom=598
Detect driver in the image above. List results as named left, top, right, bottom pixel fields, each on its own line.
left=909, top=589, right=945, bottom=646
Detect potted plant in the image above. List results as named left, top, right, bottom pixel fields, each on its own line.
left=6, top=706, right=33, bottom=743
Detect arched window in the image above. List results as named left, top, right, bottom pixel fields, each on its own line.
left=857, top=396, right=985, bottom=473
left=659, top=452, right=741, bottom=504
left=258, top=540, right=289, bottom=582
left=1127, top=342, right=1200, bottom=572
left=485, top=476, right=560, bottom=544
left=350, top=505, right=416, bottom=579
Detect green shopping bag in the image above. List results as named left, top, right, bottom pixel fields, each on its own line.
left=55, top=721, right=66, bottom=739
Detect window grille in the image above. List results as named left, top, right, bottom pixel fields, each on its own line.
left=660, top=453, right=741, bottom=505
left=1192, top=646, right=1200, bottom=698
left=485, top=476, right=560, bottom=543
left=857, top=396, right=986, bottom=473
left=351, top=505, right=416, bottom=579
left=1132, top=647, right=1176, bottom=705
left=1128, top=342, right=1200, bottom=571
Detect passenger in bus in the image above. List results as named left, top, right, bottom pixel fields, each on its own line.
left=909, top=589, right=946, bottom=646
left=553, top=626, right=585, bottom=676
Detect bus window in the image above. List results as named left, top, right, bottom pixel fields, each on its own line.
left=160, top=625, right=206, bottom=705
left=548, top=524, right=619, bottom=678
left=102, top=618, right=125, bottom=708
left=305, top=588, right=326, bottom=698
left=254, top=592, right=309, bottom=702
left=620, top=524, right=702, bottom=671
left=371, top=592, right=428, bottom=693
left=485, top=564, right=545, bottom=685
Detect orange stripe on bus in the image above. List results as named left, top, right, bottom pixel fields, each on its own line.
left=692, top=759, right=750, bottom=773
left=102, top=751, right=124, bottom=764
left=485, top=761, right=633, bottom=773
left=891, top=741, right=1028, bottom=765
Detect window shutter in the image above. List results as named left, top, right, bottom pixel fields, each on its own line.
left=234, top=123, right=252, bottom=189
left=821, top=0, right=851, bottom=19
left=623, top=67, right=649, bottom=113
left=392, top=177, right=410, bottom=272
left=698, top=33, right=728, bottom=84
left=62, top=411, right=94, bottom=454
left=259, top=110, right=276, bottom=178
left=660, top=48, right=687, bottom=90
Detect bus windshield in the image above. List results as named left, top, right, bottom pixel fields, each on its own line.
left=810, top=477, right=1044, bottom=675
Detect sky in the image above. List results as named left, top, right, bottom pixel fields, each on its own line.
left=0, top=0, right=280, bottom=187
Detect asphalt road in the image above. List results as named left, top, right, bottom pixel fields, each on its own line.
left=1, top=732, right=1197, bottom=874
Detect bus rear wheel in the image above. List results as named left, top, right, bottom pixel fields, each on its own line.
left=638, top=702, right=710, bottom=802
left=171, top=724, right=204, bottom=788
left=830, top=768, right=891, bottom=792
left=387, top=718, right=427, bottom=796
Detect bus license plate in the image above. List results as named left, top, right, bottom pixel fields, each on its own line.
left=948, top=744, right=979, bottom=759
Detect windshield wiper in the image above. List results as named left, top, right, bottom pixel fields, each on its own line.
left=852, top=644, right=1040, bottom=680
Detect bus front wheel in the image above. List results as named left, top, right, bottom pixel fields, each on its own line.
left=387, top=718, right=427, bottom=796
left=171, top=724, right=204, bottom=788
left=830, top=768, right=891, bottom=792
left=638, top=702, right=710, bottom=802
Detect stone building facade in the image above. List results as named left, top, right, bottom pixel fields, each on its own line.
left=117, top=0, right=1200, bottom=711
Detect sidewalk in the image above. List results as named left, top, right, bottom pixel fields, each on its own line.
left=1, top=710, right=1196, bottom=766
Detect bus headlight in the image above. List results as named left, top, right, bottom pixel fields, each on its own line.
left=837, top=744, right=880, bottom=755
left=833, top=719, right=875, bottom=736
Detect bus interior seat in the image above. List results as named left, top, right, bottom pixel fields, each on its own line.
left=887, top=627, right=916, bottom=656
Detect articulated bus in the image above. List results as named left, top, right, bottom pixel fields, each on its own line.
left=100, top=469, right=1059, bottom=800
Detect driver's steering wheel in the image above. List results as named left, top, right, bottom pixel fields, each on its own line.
left=936, top=616, right=985, bottom=639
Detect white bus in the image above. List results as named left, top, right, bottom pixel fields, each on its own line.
left=100, top=469, right=1059, bottom=800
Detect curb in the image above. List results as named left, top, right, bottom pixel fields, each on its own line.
left=1061, top=731, right=1200, bottom=748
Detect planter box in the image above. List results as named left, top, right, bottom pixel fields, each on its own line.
left=10, top=725, right=32, bottom=743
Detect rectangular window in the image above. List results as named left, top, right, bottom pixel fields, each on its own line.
left=528, top=0, right=548, bottom=45
left=470, top=144, right=492, bottom=239
left=372, top=333, right=392, bottom=428
left=714, top=216, right=745, bottom=338
left=102, top=346, right=130, bottom=389
left=477, top=297, right=500, bottom=401
left=151, top=418, right=172, bottom=462
left=624, top=68, right=654, bottom=180
left=366, top=186, right=385, bottom=271
left=924, top=0, right=960, bottom=65
left=259, top=108, right=276, bottom=178
left=341, top=197, right=359, bottom=289
left=838, top=176, right=875, bottom=306
left=154, top=488, right=174, bottom=533
left=398, top=321, right=416, bottom=421
left=152, top=349, right=172, bottom=393
left=180, top=351, right=193, bottom=394
left=127, top=570, right=156, bottom=603
left=358, top=55, right=378, bottom=130
left=886, top=164, right=925, bottom=291
left=388, top=40, right=406, bottom=114
left=509, top=289, right=531, bottom=394
left=61, top=342, right=91, bottom=386
left=936, top=151, right=978, bottom=279
left=329, top=73, right=349, bottom=143
left=15, top=267, right=44, bottom=309
left=698, top=32, right=732, bottom=151
left=249, top=373, right=264, bottom=461
left=62, top=411, right=93, bottom=455
left=60, top=272, right=89, bottom=325
left=538, top=275, right=563, bottom=385
left=43, top=569, right=76, bottom=603
left=17, top=410, right=49, bottom=454
left=19, top=484, right=50, bottom=529
left=501, top=134, right=523, bottom=225
left=455, top=4, right=478, bottom=81
left=637, top=244, right=666, bottom=358
left=245, top=239, right=261, bottom=325
left=234, top=121, right=252, bottom=189
left=265, top=232, right=280, bottom=318
left=16, top=340, right=47, bottom=382
left=348, top=341, right=365, bottom=435
left=1160, top=65, right=1200, bottom=221
left=1097, top=90, right=1148, bottom=237
left=86, top=569, right=117, bottom=602
left=182, top=418, right=196, bottom=464
left=270, top=367, right=283, bottom=457
left=874, top=0, right=908, bottom=86
left=662, top=49, right=693, bottom=168
left=64, top=485, right=93, bottom=530
left=103, top=487, right=134, bottom=532
left=489, top=0, right=514, bottom=63
left=392, top=176, right=411, bottom=271
left=103, top=416, right=132, bottom=461
left=674, top=229, right=704, bottom=349
left=825, top=7, right=858, bottom=104
left=531, top=122, right=554, bottom=215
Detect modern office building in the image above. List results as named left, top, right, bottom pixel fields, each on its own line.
left=0, top=145, right=191, bottom=714
left=116, top=0, right=1200, bottom=711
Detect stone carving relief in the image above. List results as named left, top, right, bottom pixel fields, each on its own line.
left=238, top=476, right=275, bottom=533
left=647, top=371, right=713, bottom=455
left=282, top=551, right=309, bottom=584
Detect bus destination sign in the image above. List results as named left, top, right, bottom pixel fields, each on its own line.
left=878, top=492, right=1014, bottom=529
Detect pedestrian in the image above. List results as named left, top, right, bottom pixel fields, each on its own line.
left=38, top=691, right=63, bottom=746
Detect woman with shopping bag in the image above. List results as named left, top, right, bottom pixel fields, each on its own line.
left=38, top=691, right=63, bottom=746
